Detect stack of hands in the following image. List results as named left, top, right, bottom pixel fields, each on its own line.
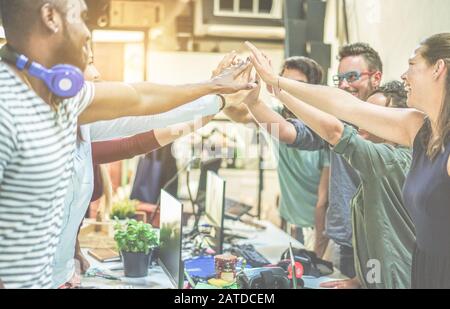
left=211, top=41, right=287, bottom=113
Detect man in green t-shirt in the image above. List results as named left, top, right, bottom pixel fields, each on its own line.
left=271, top=105, right=330, bottom=246
left=225, top=57, right=330, bottom=257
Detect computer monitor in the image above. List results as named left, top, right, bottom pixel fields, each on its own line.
left=195, top=158, right=222, bottom=205
left=204, top=171, right=226, bottom=254
left=158, top=190, right=184, bottom=289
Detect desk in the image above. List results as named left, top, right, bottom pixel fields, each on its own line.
left=81, top=250, right=173, bottom=289
left=81, top=220, right=345, bottom=289
left=223, top=220, right=345, bottom=288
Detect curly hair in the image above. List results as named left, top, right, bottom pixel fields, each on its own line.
left=371, top=80, right=408, bottom=109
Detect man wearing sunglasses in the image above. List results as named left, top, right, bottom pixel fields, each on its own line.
left=286, top=43, right=383, bottom=284
left=333, top=69, right=381, bottom=98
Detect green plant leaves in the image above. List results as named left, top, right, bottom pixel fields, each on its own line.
left=110, top=199, right=138, bottom=220
left=113, top=219, right=159, bottom=254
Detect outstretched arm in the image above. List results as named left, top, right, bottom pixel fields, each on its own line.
left=278, top=78, right=424, bottom=147
left=79, top=58, right=256, bottom=124
left=245, top=98, right=298, bottom=144
left=91, top=116, right=213, bottom=165
left=89, top=95, right=221, bottom=142
left=246, top=41, right=425, bottom=147
left=276, top=91, right=344, bottom=146
left=225, top=74, right=298, bottom=144
left=223, top=104, right=255, bottom=124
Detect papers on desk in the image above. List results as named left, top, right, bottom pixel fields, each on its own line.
left=303, top=276, right=345, bottom=289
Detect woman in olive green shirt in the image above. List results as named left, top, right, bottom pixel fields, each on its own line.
left=279, top=80, right=415, bottom=288
left=281, top=80, right=415, bottom=288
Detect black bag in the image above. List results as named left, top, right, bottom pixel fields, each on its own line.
left=236, top=267, right=290, bottom=289
left=280, top=248, right=334, bottom=278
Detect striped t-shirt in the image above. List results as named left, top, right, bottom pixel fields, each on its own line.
left=0, top=62, right=94, bottom=288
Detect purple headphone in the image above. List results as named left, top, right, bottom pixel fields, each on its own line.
left=0, top=45, right=84, bottom=98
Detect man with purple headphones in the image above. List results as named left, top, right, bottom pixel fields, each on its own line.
left=0, top=0, right=256, bottom=289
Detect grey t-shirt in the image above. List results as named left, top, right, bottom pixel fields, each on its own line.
left=287, top=119, right=360, bottom=247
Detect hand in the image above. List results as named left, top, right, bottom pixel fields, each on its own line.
left=266, top=77, right=282, bottom=98
left=212, top=51, right=239, bottom=78
left=68, top=272, right=81, bottom=288
left=245, top=41, right=279, bottom=87
left=320, top=278, right=361, bottom=289
left=210, top=60, right=257, bottom=95
left=242, top=74, right=262, bottom=107
left=223, top=63, right=260, bottom=108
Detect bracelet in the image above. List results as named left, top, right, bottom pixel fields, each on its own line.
left=217, top=94, right=226, bottom=111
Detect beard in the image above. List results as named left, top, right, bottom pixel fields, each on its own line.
left=53, top=21, right=88, bottom=71
left=361, top=82, right=376, bottom=101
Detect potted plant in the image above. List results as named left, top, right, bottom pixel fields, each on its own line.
left=114, top=219, right=159, bottom=278
left=110, top=199, right=137, bottom=221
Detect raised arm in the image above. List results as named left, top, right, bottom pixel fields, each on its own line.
left=222, top=104, right=255, bottom=124
left=276, top=91, right=344, bottom=146
left=246, top=42, right=425, bottom=147
left=245, top=98, right=298, bottom=144
left=79, top=60, right=256, bottom=125
left=225, top=74, right=297, bottom=144
left=278, top=78, right=424, bottom=147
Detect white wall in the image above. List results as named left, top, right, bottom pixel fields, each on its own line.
left=335, top=0, right=450, bottom=82
left=146, top=50, right=285, bottom=84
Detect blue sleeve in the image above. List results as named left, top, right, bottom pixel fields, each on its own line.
left=285, top=118, right=327, bottom=151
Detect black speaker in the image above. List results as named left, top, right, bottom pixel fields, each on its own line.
left=305, top=0, right=327, bottom=41
left=284, top=0, right=306, bottom=19
left=307, top=41, right=331, bottom=83
left=284, top=19, right=307, bottom=58
left=284, top=0, right=330, bottom=77
left=85, top=0, right=110, bottom=29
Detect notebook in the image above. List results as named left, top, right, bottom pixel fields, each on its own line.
left=88, top=248, right=121, bottom=263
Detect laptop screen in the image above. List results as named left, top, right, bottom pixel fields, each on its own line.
left=158, top=190, right=184, bottom=289
left=204, top=171, right=226, bottom=254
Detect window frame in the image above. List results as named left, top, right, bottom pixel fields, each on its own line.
left=213, top=0, right=283, bottom=19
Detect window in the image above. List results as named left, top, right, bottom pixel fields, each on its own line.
left=219, top=0, right=234, bottom=11
left=214, top=0, right=282, bottom=19
left=259, top=0, right=273, bottom=13
left=239, top=0, right=253, bottom=12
